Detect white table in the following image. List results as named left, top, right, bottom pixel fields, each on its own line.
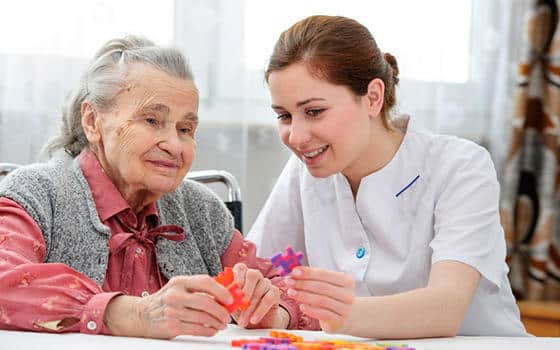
left=1, top=325, right=559, bottom=350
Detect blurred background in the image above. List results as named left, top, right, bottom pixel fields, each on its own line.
left=0, top=0, right=529, bottom=229
left=5, top=0, right=560, bottom=336
left=4, top=0, right=560, bottom=308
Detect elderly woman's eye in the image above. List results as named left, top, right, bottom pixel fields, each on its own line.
left=145, top=116, right=159, bottom=126
left=178, top=122, right=195, bottom=135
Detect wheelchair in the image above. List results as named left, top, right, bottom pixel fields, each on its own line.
left=0, top=163, right=243, bottom=232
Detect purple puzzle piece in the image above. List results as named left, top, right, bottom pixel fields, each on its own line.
left=270, top=245, right=304, bottom=276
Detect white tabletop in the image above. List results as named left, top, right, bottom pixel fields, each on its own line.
left=1, top=325, right=558, bottom=350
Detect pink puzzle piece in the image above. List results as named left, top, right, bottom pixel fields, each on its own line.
left=270, top=245, right=304, bottom=276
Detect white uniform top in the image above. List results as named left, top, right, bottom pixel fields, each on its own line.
left=247, top=117, right=527, bottom=336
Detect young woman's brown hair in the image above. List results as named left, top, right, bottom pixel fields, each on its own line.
left=265, top=15, right=399, bottom=128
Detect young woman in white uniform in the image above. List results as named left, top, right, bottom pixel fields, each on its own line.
left=247, top=15, right=528, bottom=338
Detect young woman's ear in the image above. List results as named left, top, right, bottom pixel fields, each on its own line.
left=365, top=78, right=385, bottom=119
left=81, top=101, right=101, bottom=143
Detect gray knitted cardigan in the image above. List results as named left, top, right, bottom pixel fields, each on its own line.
left=0, top=153, right=234, bottom=286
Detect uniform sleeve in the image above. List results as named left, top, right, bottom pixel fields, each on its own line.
left=0, top=197, right=121, bottom=334
left=430, top=141, right=507, bottom=291
left=221, top=230, right=319, bottom=330
left=247, top=156, right=307, bottom=260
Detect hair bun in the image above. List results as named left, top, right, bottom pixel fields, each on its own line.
left=383, top=52, right=399, bottom=85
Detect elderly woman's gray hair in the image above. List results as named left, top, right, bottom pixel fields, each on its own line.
left=44, top=35, right=195, bottom=157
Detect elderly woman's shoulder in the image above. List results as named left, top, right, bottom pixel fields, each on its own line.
left=167, top=178, right=226, bottom=209
left=0, top=155, right=76, bottom=218
left=0, top=155, right=73, bottom=189
left=159, top=178, right=232, bottom=226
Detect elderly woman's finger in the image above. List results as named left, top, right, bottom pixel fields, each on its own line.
left=240, top=268, right=262, bottom=300
left=237, top=276, right=272, bottom=327
left=137, top=286, right=230, bottom=339
left=248, top=284, right=280, bottom=325
left=181, top=292, right=232, bottom=325
left=232, top=263, right=248, bottom=288
left=144, top=284, right=231, bottom=325
left=154, top=295, right=228, bottom=331
left=174, top=308, right=228, bottom=331
left=171, top=275, right=233, bottom=306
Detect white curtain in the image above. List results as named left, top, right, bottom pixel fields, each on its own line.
left=0, top=0, right=529, bottom=232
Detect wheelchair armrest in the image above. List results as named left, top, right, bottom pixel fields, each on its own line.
left=186, top=170, right=241, bottom=202
left=186, top=170, right=243, bottom=232
left=0, top=163, right=21, bottom=177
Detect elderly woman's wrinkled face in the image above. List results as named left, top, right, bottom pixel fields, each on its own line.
left=90, top=63, right=198, bottom=206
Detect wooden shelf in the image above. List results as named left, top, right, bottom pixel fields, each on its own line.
left=518, top=301, right=560, bottom=336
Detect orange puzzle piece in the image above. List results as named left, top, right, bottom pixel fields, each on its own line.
left=214, top=267, right=250, bottom=313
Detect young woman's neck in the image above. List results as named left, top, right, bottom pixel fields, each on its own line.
left=344, top=124, right=404, bottom=198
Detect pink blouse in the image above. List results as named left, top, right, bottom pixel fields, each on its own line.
left=0, top=149, right=318, bottom=335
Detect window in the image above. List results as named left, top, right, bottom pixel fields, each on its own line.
left=0, top=0, right=174, bottom=57
left=244, top=0, right=472, bottom=83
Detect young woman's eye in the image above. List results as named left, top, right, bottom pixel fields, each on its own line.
left=277, top=113, right=291, bottom=121
left=307, top=108, right=325, bottom=117
left=179, top=127, right=192, bottom=134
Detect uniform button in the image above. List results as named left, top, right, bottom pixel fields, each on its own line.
left=141, top=291, right=149, bottom=297
left=135, top=248, right=143, bottom=254
left=86, top=320, right=97, bottom=331
left=356, top=247, right=366, bottom=259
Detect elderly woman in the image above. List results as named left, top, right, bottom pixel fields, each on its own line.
left=0, top=36, right=300, bottom=339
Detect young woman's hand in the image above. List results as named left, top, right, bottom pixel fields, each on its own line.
left=104, top=275, right=232, bottom=339
left=231, top=263, right=288, bottom=329
left=285, top=266, right=355, bottom=333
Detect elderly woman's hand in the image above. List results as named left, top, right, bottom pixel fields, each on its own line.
left=104, top=275, right=233, bottom=339
left=231, top=263, right=287, bottom=329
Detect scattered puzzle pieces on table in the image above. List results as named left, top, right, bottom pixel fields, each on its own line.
left=241, top=344, right=296, bottom=350
left=376, top=343, right=408, bottom=348
left=214, top=267, right=250, bottom=313
left=270, top=330, right=303, bottom=343
left=231, top=339, right=265, bottom=347
left=231, top=331, right=415, bottom=349
left=271, top=245, right=304, bottom=276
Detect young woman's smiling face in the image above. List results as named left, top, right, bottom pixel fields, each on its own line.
left=268, top=62, right=379, bottom=179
